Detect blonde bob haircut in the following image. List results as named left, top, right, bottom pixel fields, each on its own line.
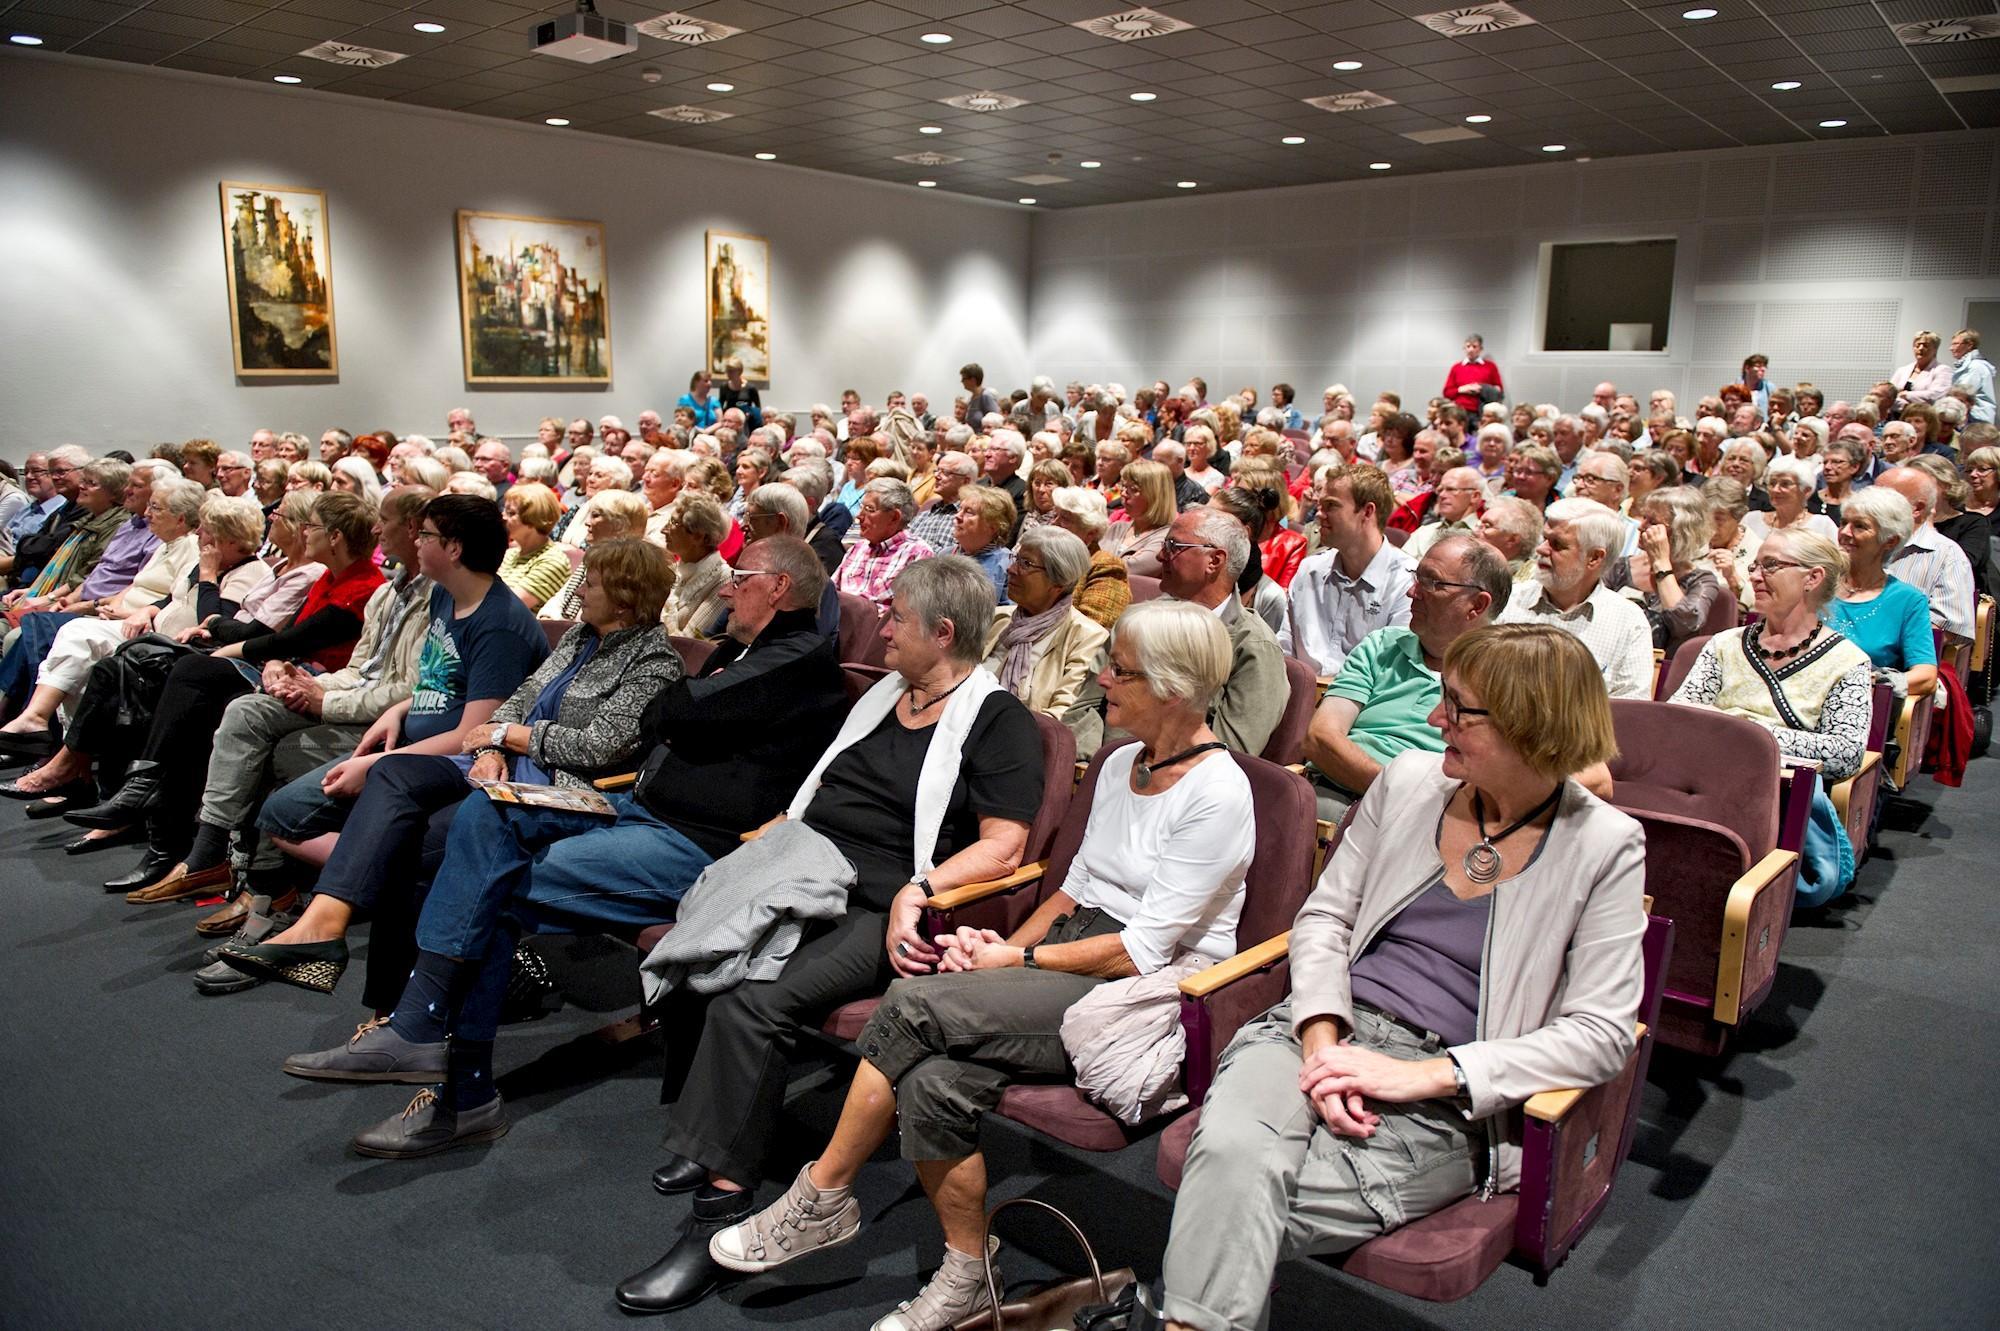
left=1444, top=623, right=1618, bottom=781
left=198, top=492, right=267, bottom=550
left=505, top=482, right=562, bottom=533
left=1119, top=459, right=1177, bottom=528
left=584, top=537, right=676, bottom=626
left=1112, top=599, right=1232, bottom=712
left=590, top=488, right=652, bottom=537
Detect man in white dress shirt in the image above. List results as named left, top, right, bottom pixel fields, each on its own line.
left=1497, top=498, right=1654, bottom=699
left=1279, top=463, right=1416, bottom=676
left=1878, top=466, right=1975, bottom=639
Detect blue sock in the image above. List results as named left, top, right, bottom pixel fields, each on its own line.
left=388, top=951, right=459, bottom=1045
left=448, top=1038, right=496, bottom=1111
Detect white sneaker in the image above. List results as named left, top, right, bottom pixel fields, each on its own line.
left=709, top=1162, right=861, bottom=1273
left=870, top=1237, right=1000, bottom=1331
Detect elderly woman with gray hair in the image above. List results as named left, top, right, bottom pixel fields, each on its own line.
left=1747, top=456, right=1838, bottom=543
left=983, top=525, right=1110, bottom=742
left=694, top=599, right=1251, bottom=1331
left=1050, top=485, right=1132, bottom=630
left=1610, top=484, right=1728, bottom=654
left=617, top=555, right=1046, bottom=1320
left=1825, top=486, right=1937, bottom=702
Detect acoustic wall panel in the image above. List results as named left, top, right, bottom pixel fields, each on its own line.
left=1908, top=214, right=1989, bottom=279
left=1701, top=158, right=1772, bottom=218
left=1693, top=303, right=1760, bottom=363
left=1700, top=222, right=1767, bottom=283
left=1757, top=299, right=1901, bottom=372
left=1763, top=216, right=1908, bottom=281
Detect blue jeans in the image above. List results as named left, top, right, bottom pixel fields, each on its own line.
left=413, top=788, right=713, bottom=962
left=255, top=755, right=353, bottom=842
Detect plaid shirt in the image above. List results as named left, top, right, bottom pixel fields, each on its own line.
left=907, top=500, right=960, bottom=554
left=835, top=527, right=935, bottom=606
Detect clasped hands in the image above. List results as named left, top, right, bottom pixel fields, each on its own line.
left=884, top=887, right=1021, bottom=978
left=1298, top=1032, right=1454, bottom=1139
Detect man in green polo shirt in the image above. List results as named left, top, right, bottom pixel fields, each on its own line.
left=1302, top=534, right=1512, bottom=818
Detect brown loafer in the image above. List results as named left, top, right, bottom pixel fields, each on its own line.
left=126, top=862, right=232, bottom=905
left=196, top=887, right=298, bottom=936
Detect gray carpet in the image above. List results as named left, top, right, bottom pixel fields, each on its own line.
left=3, top=755, right=1997, bottom=1330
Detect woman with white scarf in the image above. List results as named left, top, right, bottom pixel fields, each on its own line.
left=981, top=525, right=1108, bottom=744
left=618, top=555, right=1045, bottom=1320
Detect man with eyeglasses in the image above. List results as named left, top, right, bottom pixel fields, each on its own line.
left=5, top=445, right=91, bottom=590
left=0, top=452, right=64, bottom=577
left=1403, top=468, right=1491, bottom=561
left=1565, top=452, right=1641, bottom=558
left=1302, top=535, right=1512, bottom=818
left=834, top=479, right=934, bottom=608
left=214, top=451, right=254, bottom=499
left=1498, top=498, right=1654, bottom=699
left=907, top=452, right=978, bottom=553
left=1279, top=463, right=1416, bottom=676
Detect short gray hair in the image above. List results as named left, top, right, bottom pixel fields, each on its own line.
left=49, top=444, right=91, bottom=470
left=666, top=490, right=729, bottom=547
left=893, top=554, right=997, bottom=664
left=80, top=458, right=132, bottom=500
left=1427, top=533, right=1511, bottom=618
left=784, top=459, right=834, bottom=506
left=862, top=476, right=917, bottom=524
left=199, top=492, right=266, bottom=548
left=1051, top=485, right=1109, bottom=538
left=590, top=456, right=634, bottom=490
left=1484, top=495, right=1544, bottom=551
left=152, top=476, right=207, bottom=527
left=1113, top=599, right=1232, bottom=710
left=1720, top=438, right=1768, bottom=480
left=1016, top=524, right=1090, bottom=592
left=739, top=533, right=826, bottom=611
left=1765, top=455, right=1817, bottom=490
left=942, top=423, right=974, bottom=449
left=1544, top=497, right=1626, bottom=566
left=1187, top=505, right=1251, bottom=582
left=133, top=458, right=181, bottom=484
left=1838, top=484, right=1914, bottom=552
left=747, top=481, right=809, bottom=532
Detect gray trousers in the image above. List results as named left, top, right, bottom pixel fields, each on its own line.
left=202, top=693, right=364, bottom=871
left=859, top=908, right=1120, bottom=1161
left=1161, top=1004, right=1479, bottom=1331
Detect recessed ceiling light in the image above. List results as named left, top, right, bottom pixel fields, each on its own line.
left=9, top=33, right=45, bottom=46
left=919, top=125, right=942, bottom=134
left=920, top=32, right=953, bottom=44
left=412, top=21, right=445, bottom=34
left=1682, top=8, right=1718, bottom=19
left=1771, top=80, right=1802, bottom=91
left=273, top=74, right=303, bottom=83
left=1465, top=114, right=1492, bottom=124
left=707, top=82, right=734, bottom=92
left=917, top=180, right=936, bottom=188
left=1080, top=160, right=1102, bottom=168
left=1369, top=161, right=1392, bottom=170
left=1176, top=180, right=1197, bottom=188
left=545, top=117, right=571, bottom=126
left=1333, top=59, right=1363, bottom=71
left=1129, top=91, right=1157, bottom=102
left=755, top=152, right=776, bottom=160
left=1819, top=119, right=1847, bottom=128
left=1281, top=135, right=1305, bottom=145
left=1019, top=197, right=1037, bottom=205
left=1542, top=143, right=1566, bottom=152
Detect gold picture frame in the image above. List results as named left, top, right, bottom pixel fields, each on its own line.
left=705, top=229, right=770, bottom=389
left=220, top=181, right=338, bottom=377
left=455, top=209, right=611, bottom=385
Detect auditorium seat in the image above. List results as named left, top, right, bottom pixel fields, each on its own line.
left=837, top=592, right=888, bottom=666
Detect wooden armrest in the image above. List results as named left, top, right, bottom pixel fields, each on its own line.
left=926, top=861, right=1047, bottom=912
left=1779, top=754, right=1822, bottom=772
left=1284, top=763, right=1306, bottom=776
left=593, top=772, right=638, bottom=791
left=738, top=814, right=787, bottom=844
left=1523, top=1024, right=1647, bottom=1122
left=1714, top=850, right=1797, bottom=1025
left=1179, top=932, right=1290, bottom=1000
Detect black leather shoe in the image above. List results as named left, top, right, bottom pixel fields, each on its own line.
left=104, top=850, right=177, bottom=894
left=64, top=767, right=162, bottom=830
left=24, top=793, right=86, bottom=820
left=651, top=1151, right=707, bottom=1195
left=614, top=1188, right=754, bottom=1315
left=66, top=826, right=143, bottom=855
left=0, top=730, right=57, bottom=758
left=0, top=777, right=88, bottom=801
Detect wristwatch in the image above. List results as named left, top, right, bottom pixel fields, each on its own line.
left=911, top=874, right=934, bottom=898
left=1022, top=945, right=1040, bottom=970
left=1448, top=1053, right=1470, bottom=1101
left=489, top=723, right=509, bottom=749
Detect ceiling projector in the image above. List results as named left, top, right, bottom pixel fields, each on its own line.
left=533, top=2, right=635, bottom=63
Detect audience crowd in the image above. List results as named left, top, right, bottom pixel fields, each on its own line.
left=2, top=334, right=1994, bottom=1331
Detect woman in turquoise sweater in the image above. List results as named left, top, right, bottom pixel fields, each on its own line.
left=1825, top=486, right=1937, bottom=699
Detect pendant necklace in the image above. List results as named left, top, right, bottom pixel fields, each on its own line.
left=1463, top=786, right=1563, bottom=885
left=1135, top=741, right=1228, bottom=789
left=908, top=672, right=970, bottom=715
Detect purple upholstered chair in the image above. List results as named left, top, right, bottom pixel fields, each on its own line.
left=1258, top=655, right=1320, bottom=768
left=1126, top=573, right=1163, bottom=603
left=836, top=592, right=888, bottom=666
left=668, top=635, right=716, bottom=677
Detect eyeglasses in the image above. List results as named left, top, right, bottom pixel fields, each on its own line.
left=1439, top=688, right=1490, bottom=727
left=1749, top=558, right=1805, bottom=576
left=47, top=465, right=77, bottom=477
left=726, top=567, right=780, bottom=587
left=218, top=464, right=251, bottom=474
left=23, top=467, right=49, bottom=477
left=1011, top=557, right=1048, bottom=577
left=1414, top=573, right=1486, bottom=596
left=297, top=521, right=325, bottom=534
left=1106, top=663, right=1146, bottom=683
left=414, top=528, right=445, bottom=544
left=1160, top=536, right=1221, bottom=561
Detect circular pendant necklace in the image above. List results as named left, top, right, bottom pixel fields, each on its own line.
left=1463, top=786, right=1563, bottom=885
left=1134, top=740, right=1228, bottom=789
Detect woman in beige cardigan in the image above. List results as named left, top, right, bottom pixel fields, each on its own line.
left=981, top=525, right=1109, bottom=745
left=1157, top=624, right=1645, bottom=1331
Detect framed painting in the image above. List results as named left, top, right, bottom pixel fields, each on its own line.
left=455, top=209, right=611, bottom=384
left=705, top=230, right=770, bottom=388
left=220, top=181, right=338, bottom=377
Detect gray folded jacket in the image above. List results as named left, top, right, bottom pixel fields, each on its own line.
left=637, top=819, right=855, bottom=1003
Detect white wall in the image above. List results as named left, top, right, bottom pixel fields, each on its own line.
left=1029, top=130, right=2000, bottom=416
left=0, top=52, right=1031, bottom=459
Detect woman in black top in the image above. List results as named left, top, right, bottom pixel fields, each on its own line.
left=716, top=355, right=763, bottom=431
left=616, top=555, right=1044, bottom=1317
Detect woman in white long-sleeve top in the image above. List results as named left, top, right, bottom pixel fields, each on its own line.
left=1157, top=623, right=1646, bottom=1331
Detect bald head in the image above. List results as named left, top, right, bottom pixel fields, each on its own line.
left=1879, top=466, right=1938, bottom=526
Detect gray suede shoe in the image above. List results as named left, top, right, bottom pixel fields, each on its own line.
left=283, top=1017, right=448, bottom=1083
left=351, top=1088, right=508, bottom=1160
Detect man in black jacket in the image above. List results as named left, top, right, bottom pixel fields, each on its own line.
left=5, top=445, right=87, bottom=590
left=277, top=535, right=849, bottom=1158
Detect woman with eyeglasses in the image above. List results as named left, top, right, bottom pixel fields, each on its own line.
left=659, top=491, right=731, bottom=638
left=1964, top=445, right=1999, bottom=519
left=949, top=483, right=1017, bottom=604
left=1158, top=623, right=1642, bottom=1331
left=982, top=525, right=1108, bottom=744
left=1103, top=459, right=1178, bottom=577
left=1611, top=485, right=1727, bottom=655
left=1744, top=456, right=1836, bottom=544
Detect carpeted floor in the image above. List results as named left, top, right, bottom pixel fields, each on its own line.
left=3, top=755, right=1996, bottom=1330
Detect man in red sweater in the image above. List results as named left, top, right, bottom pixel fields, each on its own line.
left=1442, top=333, right=1504, bottom=415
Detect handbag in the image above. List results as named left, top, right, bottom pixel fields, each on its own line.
left=950, top=1198, right=1135, bottom=1331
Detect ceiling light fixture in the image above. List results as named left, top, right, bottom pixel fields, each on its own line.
left=919, top=125, right=942, bottom=134
left=920, top=32, right=953, bottom=44
left=1080, top=160, right=1102, bottom=168
left=1019, top=197, right=1037, bottom=204
left=917, top=180, right=936, bottom=187
left=1466, top=113, right=1492, bottom=123
left=706, top=81, right=734, bottom=92
left=9, top=33, right=44, bottom=45
left=1682, top=7, right=1717, bottom=18
left=1333, top=59, right=1363, bottom=71
left=412, top=21, right=445, bottom=34
left=1176, top=180, right=1197, bottom=188
left=1542, top=143, right=1566, bottom=152
left=545, top=116, right=571, bottom=126
left=1771, top=80, right=1801, bottom=91
left=1369, top=161, right=1392, bottom=170
left=1819, top=119, right=1848, bottom=128
left=755, top=151, right=776, bottom=160
left=1281, top=135, right=1305, bottom=144
left=272, top=74, right=303, bottom=83
left=1129, top=91, right=1157, bottom=102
